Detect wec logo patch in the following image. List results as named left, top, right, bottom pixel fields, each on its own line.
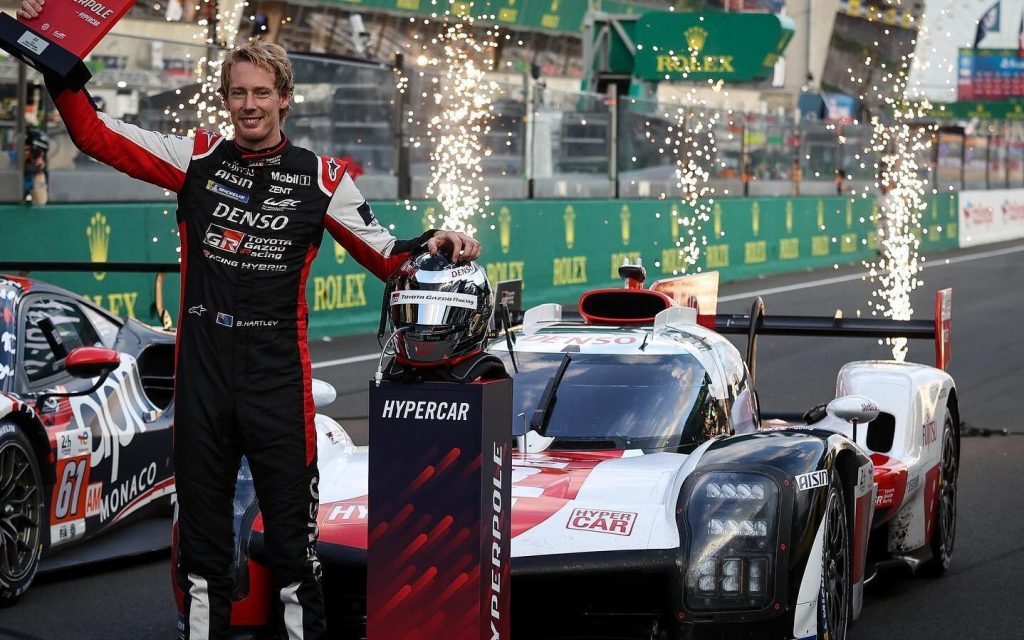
left=566, top=509, right=637, bottom=536
left=795, top=470, right=828, bottom=491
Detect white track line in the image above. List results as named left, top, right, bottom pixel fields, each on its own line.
left=311, top=353, right=379, bottom=369
left=313, top=242, right=1024, bottom=370
left=721, top=242, right=1024, bottom=302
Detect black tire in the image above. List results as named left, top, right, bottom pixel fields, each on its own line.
left=0, top=421, right=43, bottom=606
left=922, top=414, right=958, bottom=577
left=818, top=472, right=850, bottom=640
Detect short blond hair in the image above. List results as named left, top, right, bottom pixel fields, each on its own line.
left=219, top=39, right=295, bottom=121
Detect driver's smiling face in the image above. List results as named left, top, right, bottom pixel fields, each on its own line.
left=224, top=61, right=289, bottom=150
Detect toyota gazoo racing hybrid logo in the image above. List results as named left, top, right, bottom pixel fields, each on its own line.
left=204, top=223, right=245, bottom=253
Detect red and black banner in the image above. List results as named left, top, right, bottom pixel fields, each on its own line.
left=368, top=379, right=512, bottom=640
left=0, top=0, right=136, bottom=89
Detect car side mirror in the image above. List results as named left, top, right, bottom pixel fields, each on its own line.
left=312, top=379, right=337, bottom=409
left=35, top=347, right=122, bottom=411
left=827, top=395, right=879, bottom=444
left=827, top=395, right=879, bottom=424
left=66, top=347, right=121, bottom=379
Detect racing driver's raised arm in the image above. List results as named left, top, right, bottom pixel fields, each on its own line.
left=323, top=165, right=482, bottom=280
left=44, top=77, right=192, bottom=193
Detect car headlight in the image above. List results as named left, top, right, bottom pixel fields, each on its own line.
left=683, top=472, right=780, bottom=611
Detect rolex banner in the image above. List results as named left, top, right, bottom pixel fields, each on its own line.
left=0, top=0, right=135, bottom=89
left=631, top=11, right=795, bottom=83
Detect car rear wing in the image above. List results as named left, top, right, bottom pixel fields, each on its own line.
left=0, top=261, right=181, bottom=328
left=714, top=289, right=952, bottom=383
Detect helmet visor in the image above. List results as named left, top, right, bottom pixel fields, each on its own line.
left=397, top=328, right=465, bottom=363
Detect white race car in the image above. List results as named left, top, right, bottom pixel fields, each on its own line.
left=178, top=270, right=959, bottom=640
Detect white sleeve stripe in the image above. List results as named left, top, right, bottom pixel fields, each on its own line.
left=96, top=111, right=192, bottom=173
left=317, top=163, right=331, bottom=196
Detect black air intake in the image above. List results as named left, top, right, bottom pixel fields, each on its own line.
left=579, top=289, right=673, bottom=325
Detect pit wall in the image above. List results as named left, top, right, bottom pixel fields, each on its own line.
left=0, top=194, right=960, bottom=339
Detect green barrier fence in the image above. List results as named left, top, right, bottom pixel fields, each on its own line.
left=0, top=193, right=959, bottom=338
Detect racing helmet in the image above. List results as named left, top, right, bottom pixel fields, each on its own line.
left=387, top=252, right=493, bottom=365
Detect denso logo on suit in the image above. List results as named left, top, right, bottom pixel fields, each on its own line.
left=212, top=203, right=288, bottom=231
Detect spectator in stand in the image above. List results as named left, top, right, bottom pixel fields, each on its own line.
left=834, top=167, right=846, bottom=195
left=23, top=128, right=48, bottom=204
left=787, top=158, right=802, bottom=196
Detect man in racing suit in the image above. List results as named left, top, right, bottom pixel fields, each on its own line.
left=19, top=11, right=480, bottom=637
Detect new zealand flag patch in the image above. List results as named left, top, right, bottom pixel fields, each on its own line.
left=357, top=201, right=376, bottom=226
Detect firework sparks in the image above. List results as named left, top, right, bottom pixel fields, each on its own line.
left=647, top=43, right=724, bottom=275
left=406, top=2, right=499, bottom=236
left=662, top=95, right=720, bottom=274
left=161, top=0, right=247, bottom=137
left=193, top=0, right=247, bottom=136
left=860, top=1, right=945, bottom=361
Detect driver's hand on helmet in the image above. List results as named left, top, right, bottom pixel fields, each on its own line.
left=18, top=0, right=44, bottom=20
left=427, top=230, right=481, bottom=262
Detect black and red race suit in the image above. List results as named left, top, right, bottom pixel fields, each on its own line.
left=50, top=84, right=433, bottom=640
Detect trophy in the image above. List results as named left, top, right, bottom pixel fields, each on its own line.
left=0, top=0, right=136, bottom=90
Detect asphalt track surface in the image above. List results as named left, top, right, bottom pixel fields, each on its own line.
left=2, top=240, right=1022, bottom=640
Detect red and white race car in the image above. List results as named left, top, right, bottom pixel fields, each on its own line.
left=0, top=275, right=176, bottom=605
left=175, top=270, right=959, bottom=640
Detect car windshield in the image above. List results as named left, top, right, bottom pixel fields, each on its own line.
left=496, top=350, right=712, bottom=451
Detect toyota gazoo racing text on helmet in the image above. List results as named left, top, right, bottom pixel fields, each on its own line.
left=387, top=252, right=493, bottom=366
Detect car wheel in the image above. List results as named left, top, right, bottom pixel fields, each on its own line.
left=0, top=422, right=43, bottom=606
left=819, top=472, right=850, bottom=640
left=923, top=414, right=957, bottom=577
